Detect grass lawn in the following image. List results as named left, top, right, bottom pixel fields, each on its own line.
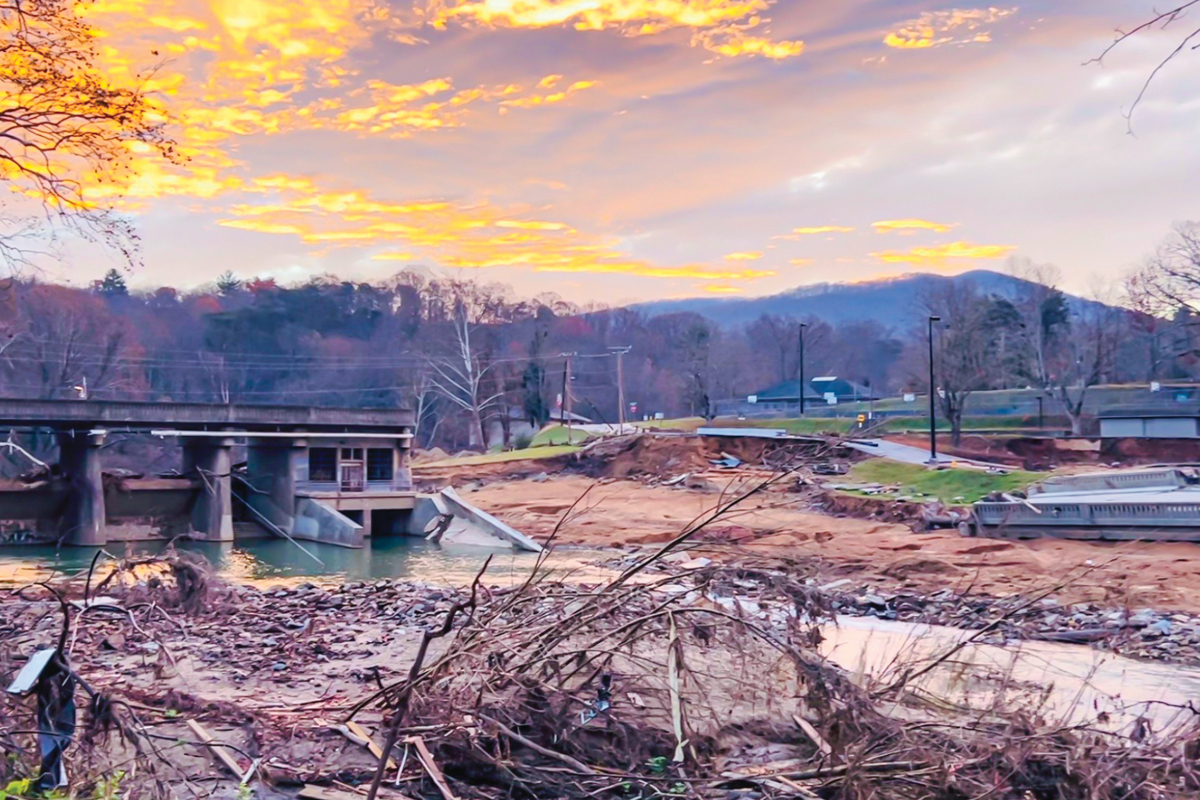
left=633, top=417, right=707, bottom=431
left=844, top=459, right=1039, bottom=504
left=419, top=444, right=581, bottom=468
left=530, top=425, right=595, bottom=446
left=724, top=417, right=855, bottom=435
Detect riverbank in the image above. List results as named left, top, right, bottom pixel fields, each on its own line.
left=463, top=471, right=1200, bottom=614
left=3, top=553, right=1198, bottom=800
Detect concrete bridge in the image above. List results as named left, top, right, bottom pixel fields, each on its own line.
left=0, top=399, right=415, bottom=547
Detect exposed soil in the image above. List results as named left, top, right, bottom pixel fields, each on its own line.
left=467, top=472, right=1200, bottom=613
left=887, top=432, right=1200, bottom=471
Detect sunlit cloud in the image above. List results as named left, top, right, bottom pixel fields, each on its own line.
left=883, top=7, right=1018, bottom=50
left=702, top=284, right=744, bottom=294
left=209, top=174, right=774, bottom=283
left=425, top=0, right=804, bottom=60
left=872, top=219, right=958, bottom=234
left=788, top=225, right=855, bottom=236
left=789, top=258, right=813, bottom=266
left=870, top=241, right=1016, bottom=267
left=724, top=251, right=763, bottom=261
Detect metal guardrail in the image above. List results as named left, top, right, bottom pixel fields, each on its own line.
left=1032, top=469, right=1188, bottom=495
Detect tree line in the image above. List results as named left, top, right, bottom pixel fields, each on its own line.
left=1, top=223, right=1200, bottom=452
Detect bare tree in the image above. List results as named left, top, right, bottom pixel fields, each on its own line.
left=1046, top=307, right=1125, bottom=436
left=913, top=281, right=996, bottom=446
left=0, top=0, right=176, bottom=268
left=1091, top=2, right=1200, bottom=128
left=426, top=310, right=505, bottom=450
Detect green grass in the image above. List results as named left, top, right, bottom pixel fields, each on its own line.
left=633, top=417, right=707, bottom=431
left=843, top=459, right=1039, bottom=504
left=530, top=425, right=595, bottom=446
left=420, top=444, right=581, bottom=468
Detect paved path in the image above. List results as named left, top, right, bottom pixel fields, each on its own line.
left=846, top=438, right=1006, bottom=470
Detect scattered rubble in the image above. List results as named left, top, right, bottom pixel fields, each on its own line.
left=6, top=546, right=1200, bottom=800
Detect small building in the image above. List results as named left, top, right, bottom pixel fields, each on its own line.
left=747, top=380, right=822, bottom=409
left=1098, top=407, right=1200, bottom=439
left=749, top=377, right=876, bottom=408
left=809, top=376, right=878, bottom=404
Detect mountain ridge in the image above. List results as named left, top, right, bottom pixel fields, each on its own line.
left=636, top=270, right=1098, bottom=329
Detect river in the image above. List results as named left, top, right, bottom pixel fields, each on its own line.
left=0, top=538, right=616, bottom=588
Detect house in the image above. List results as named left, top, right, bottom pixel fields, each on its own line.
left=1098, top=406, right=1200, bottom=439
left=749, top=377, right=876, bottom=408
left=809, top=376, right=878, bottom=403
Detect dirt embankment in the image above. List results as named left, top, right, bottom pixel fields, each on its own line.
left=887, top=432, right=1200, bottom=471
left=466, top=471, right=1200, bottom=613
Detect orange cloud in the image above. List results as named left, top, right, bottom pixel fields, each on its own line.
left=702, top=284, right=744, bottom=294
left=872, top=219, right=957, bottom=234
left=884, top=8, right=1017, bottom=50
left=426, top=0, right=804, bottom=60
left=789, top=258, right=813, bottom=266
left=792, top=225, right=854, bottom=235
left=870, top=241, right=1016, bottom=267
left=209, top=174, right=774, bottom=283
left=724, top=251, right=763, bottom=261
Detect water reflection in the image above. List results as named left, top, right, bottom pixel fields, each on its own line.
left=0, top=537, right=614, bottom=588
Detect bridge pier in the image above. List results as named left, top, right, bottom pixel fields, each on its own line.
left=58, top=431, right=106, bottom=546
left=245, top=438, right=303, bottom=535
left=183, top=437, right=234, bottom=541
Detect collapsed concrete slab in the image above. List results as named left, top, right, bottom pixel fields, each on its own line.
left=406, top=488, right=543, bottom=552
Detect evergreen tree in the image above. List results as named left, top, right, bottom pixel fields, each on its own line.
left=97, top=268, right=128, bottom=297
left=216, top=271, right=242, bottom=296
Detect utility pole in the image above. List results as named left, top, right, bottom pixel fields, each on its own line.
left=560, top=352, right=575, bottom=441
left=798, top=323, right=808, bottom=416
left=928, top=315, right=941, bottom=464
left=608, top=346, right=632, bottom=428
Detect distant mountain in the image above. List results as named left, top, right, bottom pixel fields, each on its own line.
left=637, top=270, right=1099, bottom=330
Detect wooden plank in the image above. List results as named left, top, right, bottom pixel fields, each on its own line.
left=298, top=785, right=414, bottom=800
left=792, top=714, right=833, bottom=759
left=345, top=721, right=398, bottom=770
left=404, top=736, right=459, bottom=800
left=186, top=718, right=247, bottom=780
left=299, top=786, right=363, bottom=800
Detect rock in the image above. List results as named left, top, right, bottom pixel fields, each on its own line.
left=272, top=661, right=288, bottom=672
left=531, top=472, right=550, bottom=483
left=1146, top=619, right=1174, bottom=637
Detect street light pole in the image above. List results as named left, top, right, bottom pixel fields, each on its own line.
left=928, top=315, right=941, bottom=463
left=798, top=323, right=808, bottom=416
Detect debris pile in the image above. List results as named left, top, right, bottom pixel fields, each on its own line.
left=5, top=506, right=1200, bottom=800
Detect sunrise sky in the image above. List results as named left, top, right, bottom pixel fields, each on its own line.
left=48, top=0, right=1200, bottom=303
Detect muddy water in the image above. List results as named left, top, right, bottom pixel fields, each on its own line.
left=0, top=538, right=617, bottom=588
left=822, top=615, right=1200, bottom=733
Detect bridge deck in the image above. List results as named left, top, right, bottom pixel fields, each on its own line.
left=0, top=399, right=414, bottom=432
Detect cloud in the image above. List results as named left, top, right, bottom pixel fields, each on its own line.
left=425, top=0, right=805, bottom=60
left=209, top=173, right=775, bottom=283
left=702, top=284, right=743, bottom=294
left=791, top=225, right=855, bottom=235
left=883, top=7, right=1018, bottom=50
left=870, top=241, right=1016, bottom=267
left=724, top=251, right=763, bottom=261
left=789, top=258, right=813, bottom=266
left=872, top=219, right=958, bottom=234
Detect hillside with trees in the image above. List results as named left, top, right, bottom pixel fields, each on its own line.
left=3, top=236, right=1200, bottom=452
